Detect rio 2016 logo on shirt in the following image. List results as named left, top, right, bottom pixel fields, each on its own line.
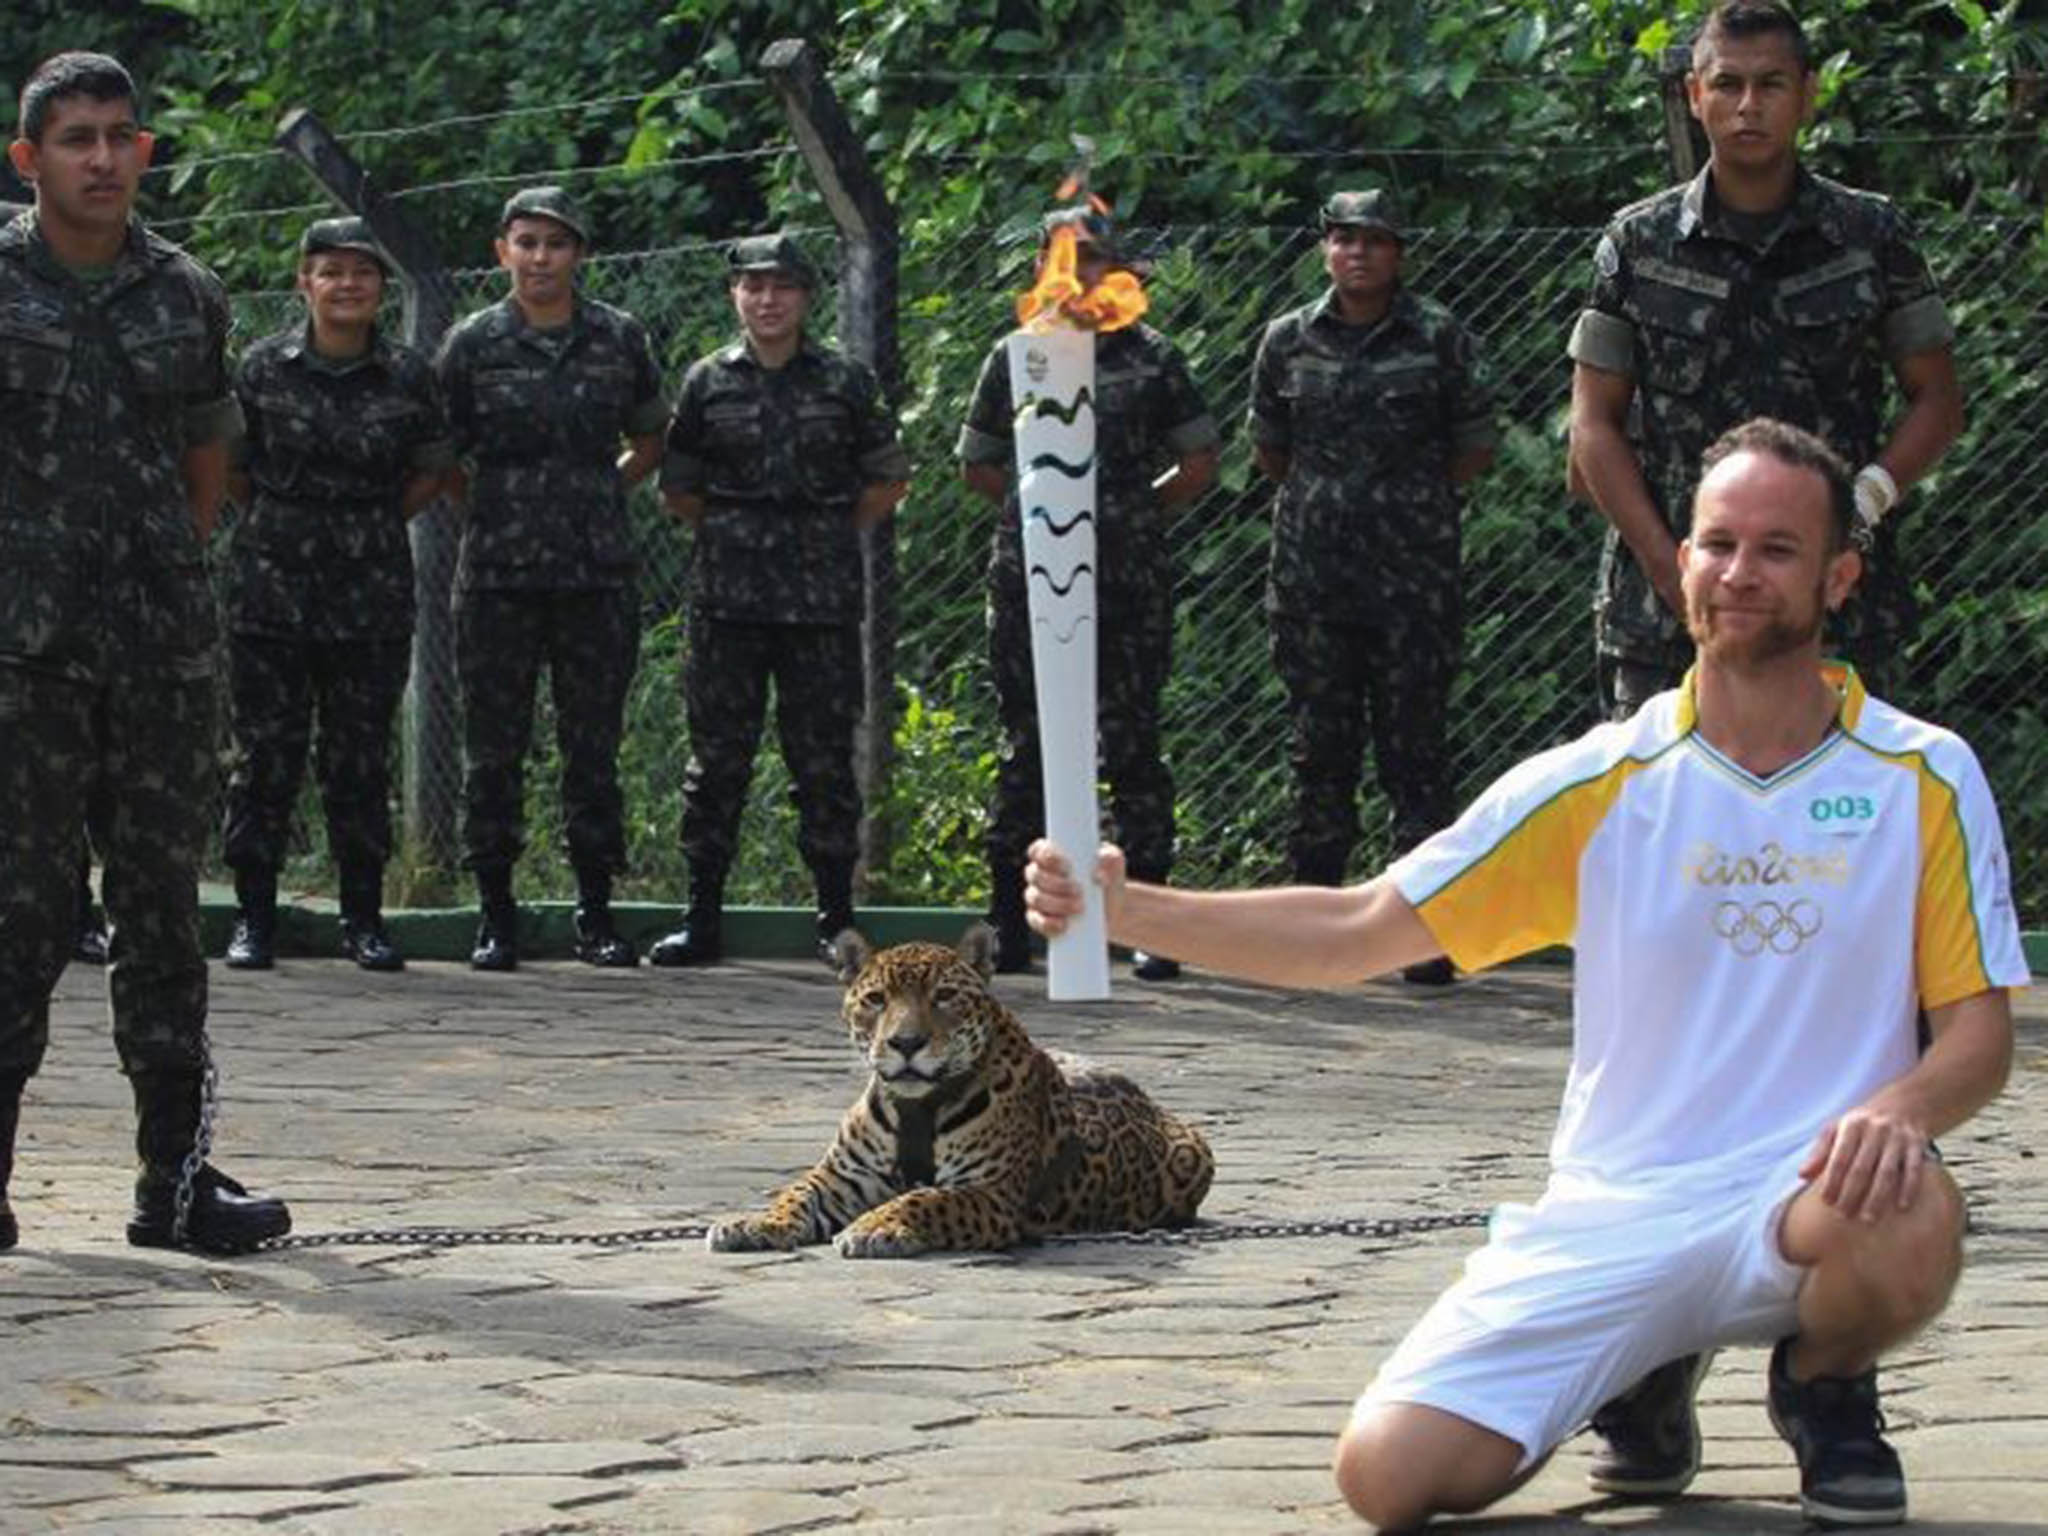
left=1712, top=898, right=1824, bottom=957
left=1686, top=840, right=1851, bottom=889
left=1808, top=794, right=1877, bottom=823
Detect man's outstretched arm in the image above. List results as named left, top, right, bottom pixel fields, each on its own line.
left=1024, top=839, right=1443, bottom=991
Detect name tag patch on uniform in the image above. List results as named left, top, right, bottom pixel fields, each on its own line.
left=1633, top=258, right=1732, bottom=301
left=1777, top=251, right=1879, bottom=296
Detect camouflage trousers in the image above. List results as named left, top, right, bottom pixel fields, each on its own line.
left=221, top=632, right=410, bottom=874
left=455, top=586, right=639, bottom=876
left=680, top=612, right=862, bottom=881
left=1270, top=602, right=1460, bottom=874
left=0, top=661, right=213, bottom=1079
left=986, top=574, right=1175, bottom=883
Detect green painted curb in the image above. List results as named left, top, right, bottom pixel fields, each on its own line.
left=192, top=894, right=2047, bottom=975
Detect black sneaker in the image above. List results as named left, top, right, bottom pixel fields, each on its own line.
left=1586, top=1351, right=1715, bottom=1497
left=1766, top=1337, right=1906, bottom=1527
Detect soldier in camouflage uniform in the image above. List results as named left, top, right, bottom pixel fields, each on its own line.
left=436, top=186, right=668, bottom=971
left=221, top=217, right=452, bottom=973
left=0, top=53, right=289, bottom=1255
left=959, top=207, right=1221, bottom=981
left=1569, top=0, right=1964, bottom=720
left=1248, top=189, right=1496, bottom=987
left=649, top=234, right=909, bottom=968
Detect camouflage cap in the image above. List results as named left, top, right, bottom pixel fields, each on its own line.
left=1320, top=189, right=1402, bottom=239
left=299, top=216, right=391, bottom=273
left=727, top=232, right=817, bottom=288
left=499, top=185, right=589, bottom=244
left=1041, top=204, right=1122, bottom=261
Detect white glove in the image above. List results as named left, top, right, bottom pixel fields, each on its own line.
left=1852, top=463, right=1899, bottom=543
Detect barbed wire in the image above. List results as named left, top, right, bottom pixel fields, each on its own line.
left=345, top=81, right=754, bottom=145
left=849, top=65, right=2038, bottom=89
left=148, top=198, right=335, bottom=232
left=145, top=145, right=796, bottom=231
left=387, top=144, right=793, bottom=200
left=141, top=80, right=760, bottom=180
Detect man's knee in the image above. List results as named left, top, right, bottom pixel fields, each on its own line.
left=1791, top=1165, right=1967, bottom=1325
left=1332, top=1405, right=1526, bottom=1529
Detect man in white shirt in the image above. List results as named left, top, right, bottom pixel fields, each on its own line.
left=1024, top=417, right=2027, bottom=1529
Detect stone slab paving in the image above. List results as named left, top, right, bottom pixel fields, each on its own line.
left=2, top=957, right=2043, bottom=1534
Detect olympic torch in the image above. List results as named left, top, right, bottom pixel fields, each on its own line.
left=1007, top=178, right=1148, bottom=1001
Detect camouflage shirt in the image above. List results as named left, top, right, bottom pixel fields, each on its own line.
left=1249, top=286, right=1496, bottom=614
left=0, top=210, right=241, bottom=683
left=662, top=335, right=908, bottom=625
left=228, top=323, right=453, bottom=638
left=957, top=322, right=1220, bottom=604
left=436, top=294, right=667, bottom=592
left=1568, top=167, right=1954, bottom=664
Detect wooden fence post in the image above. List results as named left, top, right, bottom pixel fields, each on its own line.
left=1660, top=44, right=1709, bottom=182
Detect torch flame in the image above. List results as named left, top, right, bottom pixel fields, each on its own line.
left=1015, top=220, right=1149, bottom=334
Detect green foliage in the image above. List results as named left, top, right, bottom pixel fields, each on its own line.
left=5, top=2, right=2042, bottom=922
left=866, top=672, right=1000, bottom=906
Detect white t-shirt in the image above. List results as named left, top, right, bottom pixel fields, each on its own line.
left=1390, top=665, right=2031, bottom=1193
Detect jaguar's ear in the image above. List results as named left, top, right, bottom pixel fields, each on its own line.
left=959, top=921, right=997, bottom=981
left=832, top=929, right=873, bottom=984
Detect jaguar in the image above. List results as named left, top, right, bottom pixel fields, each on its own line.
left=707, top=925, right=1213, bottom=1257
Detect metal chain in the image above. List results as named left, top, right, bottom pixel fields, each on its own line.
left=258, top=1211, right=1487, bottom=1254
left=170, top=1029, right=221, bottom=1246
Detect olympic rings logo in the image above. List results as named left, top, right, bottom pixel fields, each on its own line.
left=1711, top=898, right=1824, bottom=957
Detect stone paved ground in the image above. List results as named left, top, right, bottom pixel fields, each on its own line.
left=4, top=956, right=2044, bottom=1534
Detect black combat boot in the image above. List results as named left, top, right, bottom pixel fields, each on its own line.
left=1, top=1069, right=26, bottom=1251
left=649, top=868, right=724, bottom=967
left=73, top=857, right=110, bottom=965
left=126, top=1071, right=291, bottom=1254
left=573, top=866, right=638, bottom=968
left=813, top=861, right=858, bottom=968
left=224, top=866, right=278, bottom=970
left=470, top=866, right=519, bottom=972
left=338, top=862, right=404, bottom=972
left=987, top=860, right=1032, bottom=974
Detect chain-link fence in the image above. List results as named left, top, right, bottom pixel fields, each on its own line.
left=221, top=213, right=2047, bottom=926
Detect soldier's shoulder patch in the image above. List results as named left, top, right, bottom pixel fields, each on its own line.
left=1594, top=233, right=1621, bottom=280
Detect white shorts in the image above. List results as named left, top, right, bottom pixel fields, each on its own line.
left=1353, top=1150, right=1810, bottom=1465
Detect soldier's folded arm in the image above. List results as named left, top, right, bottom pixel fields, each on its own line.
left=617, top=432, right=663, bottom=490
left=1568, top=356, right=1683, bottom=616
left=1876, top=343, right=1965, bottom=501
left=180, top=388, right=241, bottom=541
left=399, top=431, right=457, bottom=519
left=959, top=451, right=1009, bottom=506
left=852, top=434, right=912, bottom=529
left=1447, top=405, right=1498, bottom=487
left=1154, top=414, right=1222, bottom=507
left=658, top=442, right=706, bottom=526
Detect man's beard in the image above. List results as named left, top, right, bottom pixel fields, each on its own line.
left=1686, top=581, right=1827, bottom=668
